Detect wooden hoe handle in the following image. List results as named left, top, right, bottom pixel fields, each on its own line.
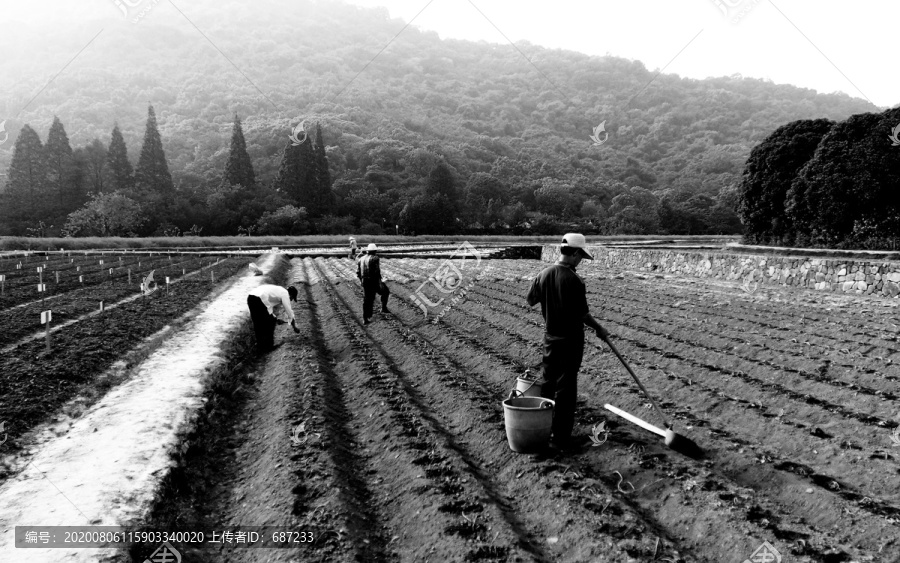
left=604, top=336, right=672, bottom=430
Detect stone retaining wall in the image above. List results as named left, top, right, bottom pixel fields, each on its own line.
left=540, top=245, right=900, bottom=298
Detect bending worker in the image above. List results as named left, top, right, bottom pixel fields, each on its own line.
left=526, top=233, right=610, bottom=451
left=247, top=283, right=300, bottom=352
left=357, top=243, right=390, bottom=324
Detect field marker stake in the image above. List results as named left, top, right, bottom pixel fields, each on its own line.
left=128, top=269, right=131, bottom=284
left=55, top=271, right=59, bottom=284
left=165, top=277, right=169, bottom=295
left=41, top=310, right=52, bottom=353
left=79, top=275, right=83, bottom=284
left=0, top=274, right=5, bottom=296
left=99, top=301, right=104, bottom=312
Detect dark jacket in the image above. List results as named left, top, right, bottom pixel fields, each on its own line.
left=357, top=254, right=382, bottom=286
left=526, top=263, right=589, bottom=338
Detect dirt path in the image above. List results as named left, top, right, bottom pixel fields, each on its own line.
left=0, top=255, right=274, bottom=562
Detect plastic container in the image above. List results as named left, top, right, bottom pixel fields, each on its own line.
left=502, top=396, right=554, bottom=453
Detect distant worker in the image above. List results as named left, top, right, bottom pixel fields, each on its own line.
left=349, top=237, right=358, bottom=259
left=526, top=233, right=610, bottom=452
left=247, top=284, right=300, bottom=352
left=357, top=243, right=390, bottom=324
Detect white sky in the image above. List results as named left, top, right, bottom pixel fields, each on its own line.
left=342, top=0, right=898, bottom=108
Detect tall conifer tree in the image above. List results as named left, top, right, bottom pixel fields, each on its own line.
left=222, top=114, right=255, bottom=189
left=1, top=125, right=47, bottom=233
left=313, top=122, right=333, bottom=214
left=106, top=124, right=134, bottom=192
left=134, top=105, right=174, bottom=200
left=274, top=136, right=318, bottom=214
left=45, top=116, right=83, bottom=218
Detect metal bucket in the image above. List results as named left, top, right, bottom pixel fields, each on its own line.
left=502, top=396, right=554, bottom=453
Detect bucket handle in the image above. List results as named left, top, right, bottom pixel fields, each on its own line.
left=508, top=389, right=525, bottom=400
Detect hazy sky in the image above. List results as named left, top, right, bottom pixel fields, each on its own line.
left=0, top=0, right=895, bottom=110
left=341, top=0, right=898, bottom=108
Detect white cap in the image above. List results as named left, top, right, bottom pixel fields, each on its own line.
left=561, top=233, right=593, bottom=259
left=366, top=243, right=378, bottom=251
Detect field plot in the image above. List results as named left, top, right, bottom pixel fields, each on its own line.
left=267, top=256, right=899, bottom=563
left=0, top=254, right=249, bottom=475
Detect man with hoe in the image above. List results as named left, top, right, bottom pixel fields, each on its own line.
left=357, top=243, right=391, bottom=324
left=527, top=233, right=610, bottom=451
left=247, top=284, right=300, bottom=352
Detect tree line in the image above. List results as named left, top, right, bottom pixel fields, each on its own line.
left=738, top=106, right=900, bottom=250
left=0, top=0, right=878, bottom=238
left=0, top=106, right=745, bottom=237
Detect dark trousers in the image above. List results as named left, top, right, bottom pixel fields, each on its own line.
left=247, top=295, right=276, bottom=351
left=363, top=281, right=390, bottom=319
left=540, top=333, right=585, bottom=443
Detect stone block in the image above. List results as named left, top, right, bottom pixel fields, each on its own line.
left=815, top=272, right=825, bottom=282
left=837, top=268, right=846, bottom=276
left=842, top=281, right=855, bottom=291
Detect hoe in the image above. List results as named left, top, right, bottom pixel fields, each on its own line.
left=603, top=337, right=704, bottom=459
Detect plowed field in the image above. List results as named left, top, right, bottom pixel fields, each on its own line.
left=188, top=256, right=898, bottom=563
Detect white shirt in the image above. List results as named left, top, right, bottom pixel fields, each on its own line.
left=249, top=284, right=295, bottom=322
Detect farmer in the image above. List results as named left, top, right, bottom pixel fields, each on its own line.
left=349, top=237, right=358, bottom=259
left=357, top=243, right=390, bottom=324
left=527, top=233, right=610, bottom=451
left=247, top=284, right=300, bottom=352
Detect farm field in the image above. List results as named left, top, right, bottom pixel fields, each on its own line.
left=3, top=251, right=899, bottom=563
left=0, top=252, right=249, bottom=477
left=131, top=254, right=900, bottom=563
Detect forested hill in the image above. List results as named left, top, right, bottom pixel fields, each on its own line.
left=0, top=0, right=879, bottom=235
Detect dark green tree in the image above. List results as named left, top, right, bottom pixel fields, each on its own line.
left=1, top=125, right=47, bottom=234
left=312, top=122, right=334, bottom=213
left=399, top=193, right=456, bottom=234
left=737, top=118, right=834, bottom=244
left=274, top=136, right=319, bottom=215
left=222, top=114, right=255, bottom=189
left=133, top=105, right=174, bottom=201
left=106, top=124, right=134, bottom=192
left=82, top=139, right=107, bottom=194
left=787, top=108, right=900, bottom=247
left=44, top=116, right=84, bottom=221
left=426, top=162, right=457, bottom=202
